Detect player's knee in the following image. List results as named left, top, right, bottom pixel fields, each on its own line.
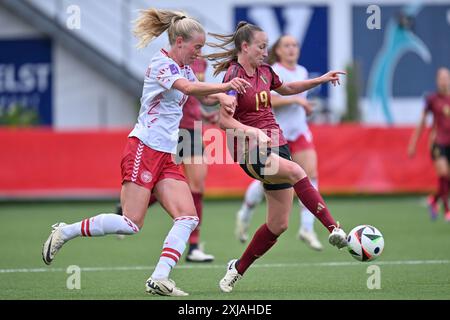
left=280, top=221, right=289, bottom=233
left=287, top=163, right=306, bottom=183
left=268, top=221, right=288, bottom=235
left=189, top=182, right=205, bottom=194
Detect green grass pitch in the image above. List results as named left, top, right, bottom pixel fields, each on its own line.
left=0, top=196, right=449, bottom=300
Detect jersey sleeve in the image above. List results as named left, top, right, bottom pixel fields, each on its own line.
left=222, top=64, right=241, bottom=96
left=269, top=67, right=283, bottom=90
left=153, top=59, right=184, bottom=90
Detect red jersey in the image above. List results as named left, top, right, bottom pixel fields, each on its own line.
left=223, top=61, right=287, bottom=147
left=179, top=58, right=207, bottom=130
left=425, top=93, right=450, bottom=145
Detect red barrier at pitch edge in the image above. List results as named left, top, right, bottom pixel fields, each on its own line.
left=309, top=124, right=435, bottom=194
left=0, top=125, right=435, bottom=198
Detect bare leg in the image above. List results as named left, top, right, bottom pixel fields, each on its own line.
left=235, top=188, right=293, bottom=274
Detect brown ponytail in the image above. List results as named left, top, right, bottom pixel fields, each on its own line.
left=205, top=21, right=263, bottom=76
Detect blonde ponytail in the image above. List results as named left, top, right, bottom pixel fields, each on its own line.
left=133, top=8, right=204, bottom=49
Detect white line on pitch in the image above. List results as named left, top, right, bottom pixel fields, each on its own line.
left=0, top=259, right=449, bottom=274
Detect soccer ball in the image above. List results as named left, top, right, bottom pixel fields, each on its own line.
left=347, top=225, right=384, bottom=262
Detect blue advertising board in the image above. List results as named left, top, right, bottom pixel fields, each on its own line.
left=234, top=4, right=329, bottom=97
left=0, top=39, right=53, bottom=125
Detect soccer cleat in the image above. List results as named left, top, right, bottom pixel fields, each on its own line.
left=145, top=277, right=188, bottom=297
left=427, top=195, right=439, bottom=221
left=235, top=209, right=250, bottom=243
left=186, top=248, right=214, bottom=262
left=328, top=224, right=348, bottom=249
left=42, top=222, right=67, bottom=265
left=445, top=211, right=450, bottom=222
left=219, top=259, right=242, bottom=293
left=298, top=228, right=323, bottom=251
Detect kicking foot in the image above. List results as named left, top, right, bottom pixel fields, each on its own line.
left=42, top=223, right=67, bottom=265
left=328, top=223, right=348, bottom=249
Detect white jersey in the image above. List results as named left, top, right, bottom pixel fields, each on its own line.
left=271, top=63, right=309, bottom=141
left=129, top=49, right=197, bottom=154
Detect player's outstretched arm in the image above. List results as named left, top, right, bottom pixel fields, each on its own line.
left=275, top=70, right=346, bottom=96
left=173, top=78, right=251, bottom=97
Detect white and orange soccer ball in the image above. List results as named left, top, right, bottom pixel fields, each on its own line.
left=346, top=225, right=384, bottom=262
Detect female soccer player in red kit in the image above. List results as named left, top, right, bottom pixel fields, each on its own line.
left=115, top=57, right=217, bottom=262
left=41, top=9, right=250, bottom=297
left=408, top=67, right=450, bottom=222
left=206, top=22, right=348, bottom=293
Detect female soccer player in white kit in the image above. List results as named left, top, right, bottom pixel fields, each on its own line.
left=41, top=9, right=250, bottom=297
left=235, top=35, right=323, bottom=250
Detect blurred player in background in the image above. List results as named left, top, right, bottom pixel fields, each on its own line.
left=408, top=67, right=450, bottom=222
left=41, top=9, right=250, bottom=297
left=115, top=57, right=218, bottom=263
left=206, top=21, right=347, bottom=293
left=235, top=35, right=323, bottom=251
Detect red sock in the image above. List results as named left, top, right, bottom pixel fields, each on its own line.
left=188, top=193, right=203, bottom=245
left=236, top=224, right=278, bottom=275
left=293, top=177, right=337, bottom=233
left=439, top=177, right=449, bottom=212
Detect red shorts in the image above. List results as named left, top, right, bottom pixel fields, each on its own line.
left=121, top=137, right=186, bottom=191
left=287, top=130, right=315, bottom=154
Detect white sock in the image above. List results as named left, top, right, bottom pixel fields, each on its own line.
left=60, top=214, right=140, bottom=241
left=300, top=178, right=318, bottom=232
left=151, top=216, right=199, bottom=280
left=239, top=180, right=264, bottom=223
